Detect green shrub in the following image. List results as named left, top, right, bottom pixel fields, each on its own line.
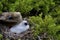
left=29, top=13, right=60, bottom=40
left=0, top=0, right=60, bottom=40
left=0, top=34, right=3, bottom=39
left=0, top=0, right=58, bottom=14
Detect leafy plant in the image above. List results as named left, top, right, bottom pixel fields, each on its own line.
left=0, top=34, right=3, bottom=40
left=29, top=13, right=60, bottom=40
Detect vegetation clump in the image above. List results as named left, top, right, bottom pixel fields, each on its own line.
left=0, top=0, right=60, bottom=40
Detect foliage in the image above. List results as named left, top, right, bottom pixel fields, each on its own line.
left=0, top=0, right=60, bottom=40
left=0, top=0, right=59, bottom=14
left=0, top=34, right=3, bottom=39
left=29, top=13, right=60, bottom=40
left=0, top=0, right=59, bottom=15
